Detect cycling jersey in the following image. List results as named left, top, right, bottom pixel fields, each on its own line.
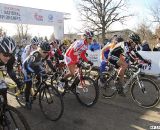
left=100, top=42, right=116, bottom=61
left=100, top=42, right=116, bottom=73
left=23, top=51, right=46, bottom=74
left=21, top=44, right=37, bottom=63
left=48, top=48, right=64, bottom=61
left=65, top=39, right=89, bottom=65
left=108, top=42, right=145, bottom=68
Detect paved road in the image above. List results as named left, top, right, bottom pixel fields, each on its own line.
left=8, top=84, right=160, bottom=130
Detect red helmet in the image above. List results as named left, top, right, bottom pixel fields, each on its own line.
left=84, top=31, right=94, bottom=39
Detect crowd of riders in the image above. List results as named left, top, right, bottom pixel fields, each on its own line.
left=0, top=30, right=151, bottom=109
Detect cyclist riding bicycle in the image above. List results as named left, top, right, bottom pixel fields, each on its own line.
left=108, top=33, right=150, bottom=96
left=23, top=41, right=51, bottom=109
left=21, top=36, right=39, bottom=63
left=58, top=30, right=94, bottom=92
left=99, top=35, right=124, bottom=83
left=49, top=39, right=64, bottom=62
left=0, top=36, right=16, bottom=103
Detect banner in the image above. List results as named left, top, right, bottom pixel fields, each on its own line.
left=87, top=50, right=101, bottom=67
left=0, top=3, right=64, bottom=39
left=138, top=51, right=160, bottom=76
left=87, top=50, right=160, bottom=76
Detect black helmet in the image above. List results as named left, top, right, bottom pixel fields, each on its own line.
left=128, top=33, right=141, bottom=44
left=55, top=39, right=60, bottom=44
left=0, top=36, right=16, bottom=54
left=40, top=41, right=50, bottom=51
left=31, top=37, right=39, bottom=45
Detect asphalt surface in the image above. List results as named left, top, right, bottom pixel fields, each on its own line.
left=7, top=77, right=160, bottom=130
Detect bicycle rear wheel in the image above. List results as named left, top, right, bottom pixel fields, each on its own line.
left=39, top=84, right=64, bottom=121
left=97, top=72, right=117, bottom=98
left=75, top=76, right=99, bottom=107
left=131, top=77, right=160, bottom=108
left=1, top=105, right=30, bottom=130
left=15, top=91, right=26, bottom=107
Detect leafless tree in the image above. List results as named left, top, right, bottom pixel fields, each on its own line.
left=136, top=23, right=153, bottom=40
left=150, top=3, right=160, bottom=25
left=49, top=33, right=55, bottom=42
left=135, top=22, right=155, bottom=48
left=77, top=0, right=132, bottom=43
left=16, top=24, right=30, bottom=45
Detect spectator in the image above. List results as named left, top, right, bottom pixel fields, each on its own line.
left=89, top=39, right=101, bottom=51
left=156, top=37, right=160, bottom=51
left=153, top=46, right=158, bottom=51
left=141, top=40, right=151, bottom=51
left=135, top=40, right=142, bottom=51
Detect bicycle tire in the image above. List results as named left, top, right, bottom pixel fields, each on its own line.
left=16, top=83, right=37, bottom=107
left=39, top=84, right=64, bottom=121
left=75, top=76, right=99, bottom=107
left=1, top=105, right=31, bottom=130
left=51, top=74, right=58, bottom=88
left=131, top=77, right=160, bottom=108
left=97, top=72, right=117, bottom=98
left=15, top=92, right=26, bottom=107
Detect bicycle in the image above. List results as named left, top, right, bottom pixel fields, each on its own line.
left=51, top=60, right=99, bottom=107
left=0, top=67, right=18, bottom=95
left=16, top=72, right=64, bottom=121
left=0, top=69, right=30, bottom=130
left=97, top=63, right=160, bottom=108
left=14, top=59, right=24, bottom=81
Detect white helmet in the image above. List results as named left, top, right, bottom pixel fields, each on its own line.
left=31, top=37, right=39, bottom=45
left=0, top=36, right=16, bottom=54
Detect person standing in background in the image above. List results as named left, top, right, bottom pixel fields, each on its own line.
left=89, top=39, right=101, bottom=51
left=156, top=37, right=160, bottom=51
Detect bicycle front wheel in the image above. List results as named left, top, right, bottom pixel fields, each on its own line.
left=39, top=84, right=64, bottom=121
left=97, top=72, right=117, bottom=99
left=131, top=77, right=160, bottom=108
left=1, top=105, right=30, bottom=130
left=75, top=76, right=99, bottom=107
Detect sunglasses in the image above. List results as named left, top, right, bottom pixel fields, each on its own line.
left=43, top=51, right=49, bottom=54
left=2, top=53, right=12, bottom=57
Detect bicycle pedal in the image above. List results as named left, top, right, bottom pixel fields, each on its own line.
left=111, top=86, right=117, bottom=91
left=14, top=90, right=23, bottom=96
left=83, top=87, right=88, bottom=92
left=47, top=100, right=53, bottom=104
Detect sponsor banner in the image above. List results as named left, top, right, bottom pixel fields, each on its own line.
left=0, top=3, right=64, bottom=39
left=87, top=50, right=160, bottom=76
left=0, top=3, right=64, bottom=26
left=138, top=51, right=160, bottom=76
left=87, top=50, right=101, bottom=67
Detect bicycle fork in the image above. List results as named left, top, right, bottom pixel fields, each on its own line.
left=136, top=76, right=147, bottom=94
left=79, top=69, right=88, bottom=93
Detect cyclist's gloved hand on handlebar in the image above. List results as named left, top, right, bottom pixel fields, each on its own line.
left=39, top=71, right=48, bottom=79
left=143, top=59, right=151, bottom=65
left=88, top=61, right=93, bottom=66
left=76, top=62, right=81, bottom=68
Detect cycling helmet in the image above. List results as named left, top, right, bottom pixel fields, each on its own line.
left=128, top=33, right=141, bottom=44
left=31, top=37, right=39, bottom=45
left=0, top=36, right=16, bottom=54
left=115, top=36, right=124, bottom=43
left=40, top=41, right=51, bottom=51
left=54, top=39, right=60, bottom=45
left=84, top=31, right=94, bottom=39
left=63, top=39, right=71, bottom=46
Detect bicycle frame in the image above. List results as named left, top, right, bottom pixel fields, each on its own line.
left=0, top=95, right=8, bottom=127
left=29, top=74, right=48, bottom=100
left=123, top=67, right=141, bottom=90
left=66, top=63, right=92, bottom=92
